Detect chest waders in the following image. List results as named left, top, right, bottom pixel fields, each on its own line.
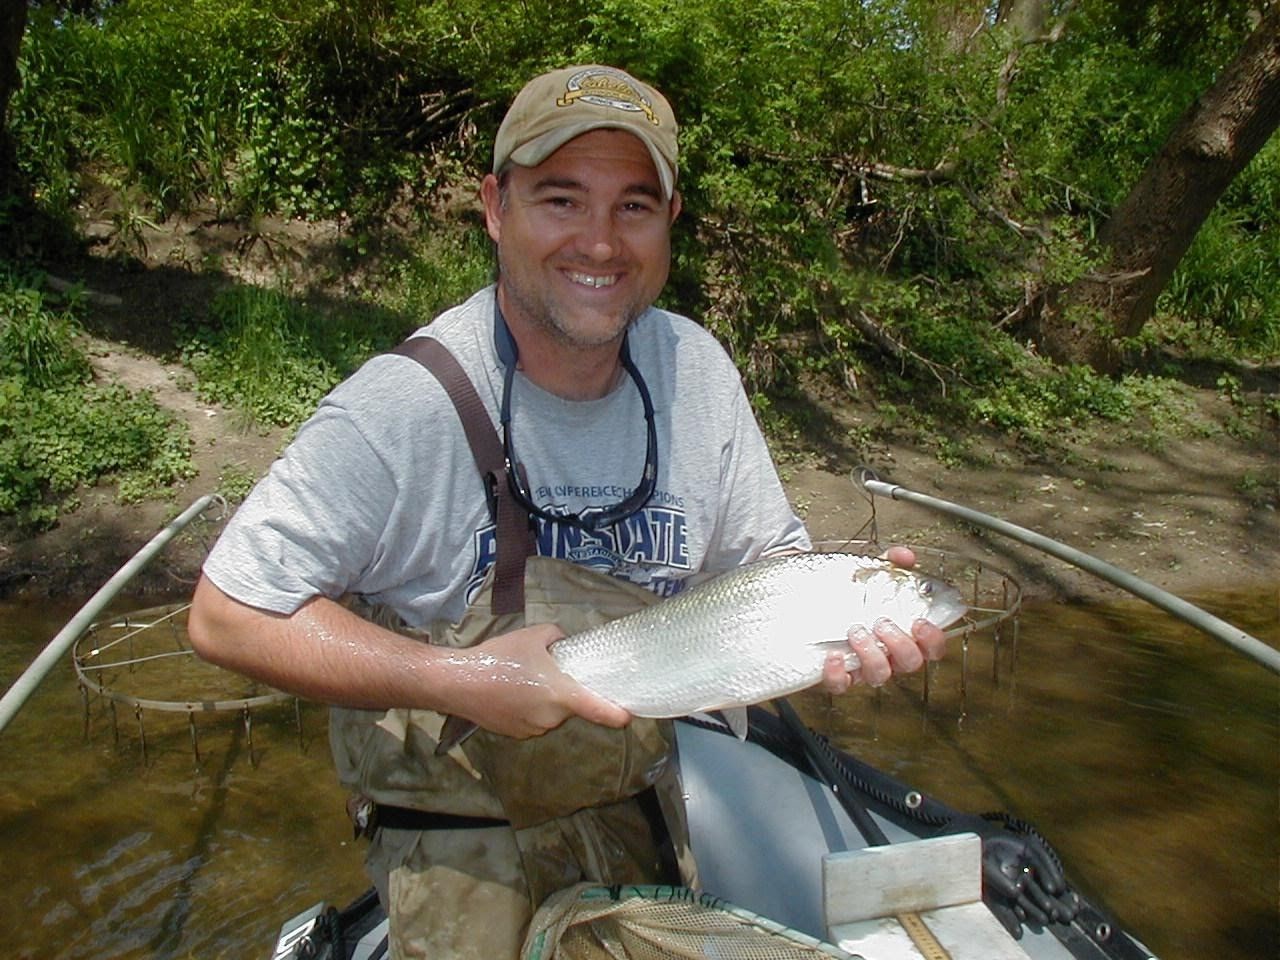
left=328, top=336, right=675, bottom=958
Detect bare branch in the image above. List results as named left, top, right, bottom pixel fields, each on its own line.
left=957, top=183, right=1051, bottom=240
left=849, top=309, right=961, bottom=396
left=859, top=159, right=959, bottom=185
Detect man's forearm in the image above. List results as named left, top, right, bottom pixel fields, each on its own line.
left=187, top=574, right=628, bottom=737
left=190, top=574, right=460, bottom=710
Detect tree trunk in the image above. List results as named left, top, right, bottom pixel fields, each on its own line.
left=0, top=0, right=27, bottom=201
left=996, top=0, right=1049, bottom=40
left=926, top=1, right=990, bottom=55
left=1032, top=5, right=1280, bottom=371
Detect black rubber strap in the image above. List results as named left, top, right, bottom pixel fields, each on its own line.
left=390, top=337, right=534, bottom=615
left=374, top=803, right=509, bottom=832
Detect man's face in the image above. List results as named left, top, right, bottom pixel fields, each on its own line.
left=481, top=129, right=682, bottom=350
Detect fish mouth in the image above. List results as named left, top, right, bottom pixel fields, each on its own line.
left=922, top=578, right=968, bottom=628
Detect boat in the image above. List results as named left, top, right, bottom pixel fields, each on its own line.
left=270, top=702, right=1158, bottom=960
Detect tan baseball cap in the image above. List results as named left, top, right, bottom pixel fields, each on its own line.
left=493, top=65, right=678, bottom=199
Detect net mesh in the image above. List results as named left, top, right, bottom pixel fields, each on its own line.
left=523, top=885, right=857, bottom=960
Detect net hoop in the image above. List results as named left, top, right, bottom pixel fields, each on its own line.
left=73, top=602, right=293, bottom=713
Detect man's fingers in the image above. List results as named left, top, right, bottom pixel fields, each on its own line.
left=912, top=619, right=949, bottom=662
left=847, top=625, right=892, bottom=686
left=820, top=652, right=854, bottom=694
left=872, top=618, right=925, bottom=674
left=565, top=685, right=632, bottom=728
left=840, top=618, right=942, bottom=692
left=881, top=545, right=917, bottom=568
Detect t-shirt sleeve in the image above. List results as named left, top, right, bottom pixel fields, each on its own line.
left=202, top=403, right=398, bottom=614
left=706, top=376, right=811, bottom=569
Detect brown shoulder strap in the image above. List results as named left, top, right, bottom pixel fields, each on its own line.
left=391, top=337, right=534, bottom=615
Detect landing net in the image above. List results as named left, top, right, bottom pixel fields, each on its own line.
left=523, top=885, right=857, bottom=960
left=73, top=602, right=296, bottom=762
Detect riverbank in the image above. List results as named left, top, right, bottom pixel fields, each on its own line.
left=1, top=242, right=1277, bottom=611
left=3, top=341, right=1275, bottom=612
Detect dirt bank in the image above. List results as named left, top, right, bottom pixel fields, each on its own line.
left=1, top=238, right=1277, bottom=610
left=5, top=337, right=1275, bottom=609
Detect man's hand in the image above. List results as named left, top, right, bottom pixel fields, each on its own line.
left=820, top=545, right=949, bottom=693
left=446, top=624, right=632, bottom=738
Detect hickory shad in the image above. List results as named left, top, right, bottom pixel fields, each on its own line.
left=552, top=552, right=966, bottom=728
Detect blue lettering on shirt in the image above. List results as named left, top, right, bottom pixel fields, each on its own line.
left=465, top=502, right=690, bottom=605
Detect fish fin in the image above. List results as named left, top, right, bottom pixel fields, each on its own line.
left=435, top=714, right=479, bottom=756
left=719, top=706, right=749, bottom=740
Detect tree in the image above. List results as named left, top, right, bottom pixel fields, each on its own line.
left=0, top=0, right=29, bottom=203
left=1024, top=5, right=1280, bottom=371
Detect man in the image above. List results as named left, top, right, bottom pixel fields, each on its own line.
left=189, top=64, right=945, bottom=958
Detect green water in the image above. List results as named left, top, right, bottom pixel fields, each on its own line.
left=796, top=586, right=1279, bottom=959
left=1, top=587, right=1276, bottom=959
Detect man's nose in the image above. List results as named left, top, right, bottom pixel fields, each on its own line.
left=577, top=208, right=622, bottom=260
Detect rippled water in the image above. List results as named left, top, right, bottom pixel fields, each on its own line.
left=1, top=586, right=1276, bottom=959
left=0, top=596, right=367, bottom=960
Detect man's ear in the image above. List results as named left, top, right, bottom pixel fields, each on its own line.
left=480, top=173, right=503, bottom=244
left=668, top=188, right=682, bottom=225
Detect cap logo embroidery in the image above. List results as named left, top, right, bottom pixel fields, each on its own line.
left=556, top=68, right=660, bottom=126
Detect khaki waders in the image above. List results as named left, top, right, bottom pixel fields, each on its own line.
left=331, top=557, right=676, bottom=959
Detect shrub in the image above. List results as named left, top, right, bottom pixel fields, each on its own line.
left=0, top=270, right=195, bottom=525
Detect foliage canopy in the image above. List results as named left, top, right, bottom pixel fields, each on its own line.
left=2, top=0, right=1276, bottom=519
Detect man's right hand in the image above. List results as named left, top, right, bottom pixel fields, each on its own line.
left=445, top=624, right=633, bottom=738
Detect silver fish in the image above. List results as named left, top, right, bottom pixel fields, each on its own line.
left=551, top=551, right=967, bottom=723
left=435, top=552, right=965, bottom=752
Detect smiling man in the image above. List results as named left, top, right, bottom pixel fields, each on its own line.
left=188, top=65, right=945, bottom=959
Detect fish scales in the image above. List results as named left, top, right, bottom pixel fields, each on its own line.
left=550, top=552, right=967, bottom=718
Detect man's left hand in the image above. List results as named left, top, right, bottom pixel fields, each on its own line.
left=820, top=545, right=948, bottom=693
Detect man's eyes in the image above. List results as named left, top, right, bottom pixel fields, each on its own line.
left=537, top=195, right=658, bottom=215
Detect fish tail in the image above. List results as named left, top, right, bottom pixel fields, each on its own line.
left=435, top=714, right=479, bottom=756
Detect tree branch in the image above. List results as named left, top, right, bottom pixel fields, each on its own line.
left=849, top=309, right=961, bottom=396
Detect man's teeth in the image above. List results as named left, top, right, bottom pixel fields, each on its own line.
left=568, top=272, right=617, bottom=288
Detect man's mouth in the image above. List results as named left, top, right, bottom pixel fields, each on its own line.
left=566, top=271, right=619, bottom=289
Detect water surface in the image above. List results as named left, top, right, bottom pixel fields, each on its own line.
left=1, top=587, right=1276, bottom=959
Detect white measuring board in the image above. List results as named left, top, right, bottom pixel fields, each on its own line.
left=823, top=833, right=1032, bottom=960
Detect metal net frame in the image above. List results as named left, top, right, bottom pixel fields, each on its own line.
left=73, top=602, right=299, bottom=765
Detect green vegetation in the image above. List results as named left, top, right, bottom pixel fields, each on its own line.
left=0, top=269, right=194, bottom=527
left=177, top=225, right=492, bottom=428
left=179, top=285, right=397, bottom=428
left=1, top=0, right=1275, bottom=523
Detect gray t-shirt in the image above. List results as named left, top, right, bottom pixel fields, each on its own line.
left=203, top=286, right=810, bottom=627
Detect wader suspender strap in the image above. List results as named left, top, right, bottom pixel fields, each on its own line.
left=391, top=337, right=534, bottom=615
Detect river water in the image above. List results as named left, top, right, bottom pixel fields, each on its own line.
left=0, top=585, right=1275, bottom=960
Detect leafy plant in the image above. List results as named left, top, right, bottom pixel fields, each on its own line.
left=0, top=274, right=91, bottom=388
left=179, top=282, right=408, bottom=428
left=215, top=462, right=260, bottom=504
left=0, top=270, right=195, bottom=525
